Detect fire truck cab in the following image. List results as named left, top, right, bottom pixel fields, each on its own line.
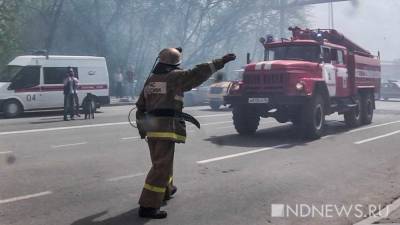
left=225, top=27, right=381, bottom=139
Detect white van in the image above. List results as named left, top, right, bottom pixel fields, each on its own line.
left=0, top=55, right=110, bottom=118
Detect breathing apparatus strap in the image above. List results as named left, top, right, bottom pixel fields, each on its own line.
left=148, top=109, right=200, bottom=129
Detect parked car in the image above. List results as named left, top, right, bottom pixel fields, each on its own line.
left=207, top=69, right=243, bottom=110
left=184, top=84, right=209, bottom=106
left=208, top=81, right=232, bottom=110
left=381, top=81, right=400, bottom=100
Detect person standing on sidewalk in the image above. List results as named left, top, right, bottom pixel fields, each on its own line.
left=126, top=65, right=136, bottom=101
left=135, top=47, right=236, bottom=219
left=63, top=69, right=77, bottom=121
left=70, top=68, right=80, bottom=117
left=115, top=68, right=124, bottom=99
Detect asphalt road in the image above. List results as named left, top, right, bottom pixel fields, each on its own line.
left=1, top=101, right=400, bottom=225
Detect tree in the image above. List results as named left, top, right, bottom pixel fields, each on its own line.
left=0, top=0, right=19, bottom=66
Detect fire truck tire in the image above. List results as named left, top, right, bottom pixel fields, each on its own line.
left=301, top=94, right=325, bottom=139
left=361, top=93, right=374, bottom=125
left=233, top=105, right=259, bottom=135
left=344, top=96, right=362, bottom=127
left=3, top=99, right=23, bottom=118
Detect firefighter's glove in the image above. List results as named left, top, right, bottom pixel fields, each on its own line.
left=136, top=110, right=146, bottom=139
left=222, top=53, right=236, bottom=64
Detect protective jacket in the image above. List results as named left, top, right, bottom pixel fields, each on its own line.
left=136, top=59, right=224, bottom=143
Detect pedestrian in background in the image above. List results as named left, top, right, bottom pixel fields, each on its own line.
left=126, top=65, right=136, bottom=101
left=70, top=68, right=80, bottom=117
left=63, top=69, right=78, bottom=121
left=115, top=68, right=124, bottom=98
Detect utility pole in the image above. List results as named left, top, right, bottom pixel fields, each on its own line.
left=277, top=0, right=351, bottom=37
left=279, top=0, right=287, bottom=38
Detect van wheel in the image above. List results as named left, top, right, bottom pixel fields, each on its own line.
left=3, top=100, right=23, bottom=118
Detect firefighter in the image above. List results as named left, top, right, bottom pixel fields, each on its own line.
left=136, top=48, right=236, bottom=219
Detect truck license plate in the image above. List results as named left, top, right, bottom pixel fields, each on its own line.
left=248, top=98, right=269, bottom=104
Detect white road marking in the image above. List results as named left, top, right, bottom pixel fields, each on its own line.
left=0, top=122, right=129, bottom=136
left=197, top=144, right=291, bottom=164
left=215, top=125, right=235, bottom=129
left=321, top=135, right=333, bottom=139
left=202, top=121, right=232, bottom=126
left=0, top=191, right=52, bottom=204
left=0, top=151, right=13, bottom=154
left=51, top=142, right=87, bottom=149
left=355, top=130, right=400, bottom=145
left=353, top=197, right=400, bottom=225
left=194, top=113, right=231, bottom=118
left=121, top=136, right=140, bottom=140
left=0, top=114, right=231, bottom=136
left=106, top=173, right=145, bottom=182
left=347, top=120, right=400, bottom=133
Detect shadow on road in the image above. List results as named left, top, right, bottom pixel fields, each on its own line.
left=204, top=120, right=350, bottom=148
left=70, top=208, right=150, bottom=225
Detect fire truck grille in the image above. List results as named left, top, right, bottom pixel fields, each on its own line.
left=243, top=73, right=285, bottom=93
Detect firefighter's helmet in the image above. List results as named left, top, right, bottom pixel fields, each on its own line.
left=158, top=48, right=182, bottom=66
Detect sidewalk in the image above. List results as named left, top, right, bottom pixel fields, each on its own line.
left=375, top=206, right=400, bottom=224
left=355, top=197, right=400, bottom=225
left=107, top=96, right=136, bottom=106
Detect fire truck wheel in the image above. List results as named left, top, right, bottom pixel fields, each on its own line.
left=361, top=93, right=374, bottom=125
left=3, top=99, right=23, bottom=118
left=344, top=96, right=362, bottom=128
left=233, top=105, right=259, bottom=135
left=301, top=94, right=325, bottom=139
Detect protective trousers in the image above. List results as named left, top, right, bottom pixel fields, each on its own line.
left=139, top=140, right=175, bottom=208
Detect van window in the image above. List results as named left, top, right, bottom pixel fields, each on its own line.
left=10, top=66, right=40, bottom=89
left=44, top=67, right=78, bottom=84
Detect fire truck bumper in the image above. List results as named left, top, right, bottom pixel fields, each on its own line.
left=224, top=95, right=308, bottom=107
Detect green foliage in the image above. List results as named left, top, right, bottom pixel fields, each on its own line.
left=0, top=0, right=19, bottom=66
left=1, top=0, right=309, bottom=78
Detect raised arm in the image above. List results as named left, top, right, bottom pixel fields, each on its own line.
left=173, top=54, right=236, bottom=92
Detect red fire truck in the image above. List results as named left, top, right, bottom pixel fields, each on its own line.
left=224, top=27, right=381, bottom=139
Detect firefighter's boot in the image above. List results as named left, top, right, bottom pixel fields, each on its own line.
left=164, top=185, right=177, bottom=201
left=138, top=207, right=167, bottom=219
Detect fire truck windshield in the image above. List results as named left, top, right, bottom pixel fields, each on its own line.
left=265, top=45, right=320, bottom=62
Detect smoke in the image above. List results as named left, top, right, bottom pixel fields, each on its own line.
left=6, top=154, right=16, bottom=165
left=345, top=0, right=361, bottom=16
left=351, top=0, right=360, bottom=8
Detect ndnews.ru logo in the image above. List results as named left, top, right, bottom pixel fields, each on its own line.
left=271, top=203, right=388, bottom=218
